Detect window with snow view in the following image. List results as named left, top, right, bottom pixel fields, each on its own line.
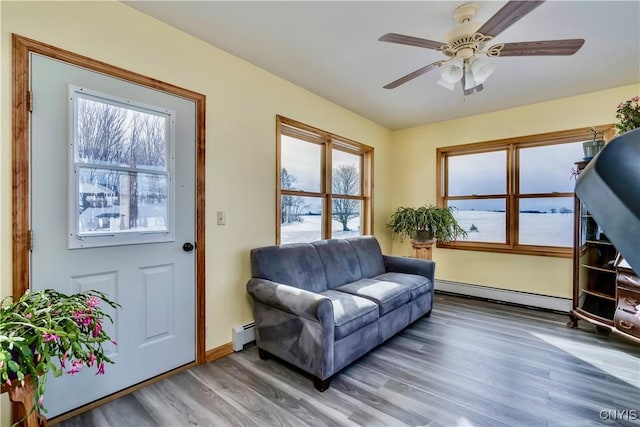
left=437, top=126, right=614, bottom=257
left=69, top=86, right=174, bottom=248
left=277, top=116, right=373, bottom=244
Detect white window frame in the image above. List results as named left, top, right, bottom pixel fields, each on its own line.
left=67, top=85, right=176, bottom=249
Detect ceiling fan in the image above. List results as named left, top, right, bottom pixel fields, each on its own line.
left=379, top=0, right=585, bottom=95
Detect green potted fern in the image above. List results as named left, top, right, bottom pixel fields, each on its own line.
left=387, top=205, right=467, bottom=243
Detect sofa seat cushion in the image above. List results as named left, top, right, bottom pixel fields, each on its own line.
left=335, top=279, right=412, bottom=316
left=319, top=290, right=379, bottom=340
left=374, top=272, right=432, bottom=300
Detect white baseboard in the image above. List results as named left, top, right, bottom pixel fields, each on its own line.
left=435, top=279, right=572, bottom=312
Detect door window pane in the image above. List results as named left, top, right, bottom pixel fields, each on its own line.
left=518, top=197, right=574, bottom=247
left=70, top=86, right=174, bottom=247
left=281, top=135, right=322, bottom=193
left=332, top=199, right=362, bottom=239
left=78, top=168, right=168, bottom=235
left=332, top=150, right=361, bottom=196
left=519, top=142, right=583, bottom=194
left=448, top=199, right=506, bottom=243
left=76, top=95, right=168, bottom=170
left=280, top=196, right=323, bottom=243
left=448, top=151, right=506, bottom=196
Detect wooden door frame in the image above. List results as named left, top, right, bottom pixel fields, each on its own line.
left=11, top=33, right=206, bottom=363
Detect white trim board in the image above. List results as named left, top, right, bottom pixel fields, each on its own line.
left=435, top=279, right=572, bottom=312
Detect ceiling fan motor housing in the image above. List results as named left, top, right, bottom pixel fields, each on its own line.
left=442, top=3, right=493, bottom=60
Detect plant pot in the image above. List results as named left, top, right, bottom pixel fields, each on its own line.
left=582, top=139, right=605, bottom=160
left=413, top=230, right=435, bottom=243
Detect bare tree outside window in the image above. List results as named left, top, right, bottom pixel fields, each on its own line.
left=332, top=164, right=360, bottom=231
left=75, top=93, right=169, bottom=235
left=281, top=168, right=308, bottom=223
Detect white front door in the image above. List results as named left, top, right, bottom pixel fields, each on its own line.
left=30, top=53, right=196, bottom=417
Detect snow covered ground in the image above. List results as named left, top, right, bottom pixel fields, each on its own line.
left=454, top=210, right=573, bottom=247
left=282, top=211, right=574, bottom=247
left=281, top=215, right=361, bottom=244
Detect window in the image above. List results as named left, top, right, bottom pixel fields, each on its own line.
left=437, top=125, right=614, bottom=257
left=277, top=116, right=373, bottom=244
left=69, top=86, right=174, bottom=248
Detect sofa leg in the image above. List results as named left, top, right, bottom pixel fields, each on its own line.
left=313, top=377, right=331, bottom=392
left=424, top=310, right=432, bottom=318
left=258, top=348, right=271, bottom=360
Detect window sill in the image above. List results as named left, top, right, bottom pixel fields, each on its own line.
left=436, top=241, right=573, bottom=258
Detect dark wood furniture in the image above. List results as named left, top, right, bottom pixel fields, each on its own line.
left=613, top=256, right=640, bottom=342
left=568, top=160, right=640, bottom=343
left=568, top=191, right=618, bottom=328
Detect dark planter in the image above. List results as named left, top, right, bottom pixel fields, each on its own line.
left=414, top=230, right=435, bottom=243
left=582, top=139, right=605, bottom=160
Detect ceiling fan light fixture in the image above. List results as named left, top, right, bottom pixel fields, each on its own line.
left=436, top=78, right=456, bottom=91
left=470, top=56, right=495, bottom=84
left=463, top=64, right=476, bottom=90
left=440, top=58, right=464, bottom=83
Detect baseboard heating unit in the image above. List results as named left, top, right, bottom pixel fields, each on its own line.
left=435, top=279, right=571, bottom=312
left=232, top=322, right=255, bottom=351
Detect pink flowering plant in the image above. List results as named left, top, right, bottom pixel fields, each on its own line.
left=0, top=289, right=119, bottom=415
left=615, top=96, right=640, bottom=134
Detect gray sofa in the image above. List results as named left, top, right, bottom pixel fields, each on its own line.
left=246, top=236, right=435, bottom=391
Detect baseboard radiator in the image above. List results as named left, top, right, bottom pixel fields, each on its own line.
left=232, top=322, right=256, bottom=351
left=435, top=279, right=572, bottom=312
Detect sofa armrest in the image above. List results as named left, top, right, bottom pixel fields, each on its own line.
left=247, top=278, right=333, bottom=324
left=383, top=255, right=435, bottom=282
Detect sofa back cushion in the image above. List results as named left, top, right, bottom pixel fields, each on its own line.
left=311, top=239, right=362, bottom=288
left=250, top=243, right=328, bottom=293
left=346, top=236, right=386, bottom=278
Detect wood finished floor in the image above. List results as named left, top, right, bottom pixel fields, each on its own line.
left=58, top=293, right=640, bottom=427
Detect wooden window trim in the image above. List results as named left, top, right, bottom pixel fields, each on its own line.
left=436, top=125, right=615, bottom=258
left=276, top=115, right=374, bottom=243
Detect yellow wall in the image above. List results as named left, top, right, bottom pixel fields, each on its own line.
left=0, top=0, right=392, bottom=355
left=1, top=1, right=638, bottom=424
left=389, top=84, right=640, bottom=298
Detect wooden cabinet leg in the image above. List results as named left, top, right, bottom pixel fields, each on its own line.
left=566, top=313, right=579, bottom=328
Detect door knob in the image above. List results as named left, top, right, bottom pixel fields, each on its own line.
left=182, top=242, right=195, bottom=252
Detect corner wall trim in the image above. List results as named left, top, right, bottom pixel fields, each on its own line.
left=435, top=279, right=572, bottom=312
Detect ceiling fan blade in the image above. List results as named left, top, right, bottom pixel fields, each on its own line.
left=383, top=62, right=440, bottom=89
left=477, top=1, right=545, bottom=38
left=378, top=33, right=445, bottom=50
left=497, top=39, right=585, bottom=56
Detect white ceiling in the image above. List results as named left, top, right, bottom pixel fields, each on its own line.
left=124, top=1, right=640, bottom=130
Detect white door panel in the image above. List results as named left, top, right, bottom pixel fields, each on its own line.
left=30, top=54, right=196, bottom=417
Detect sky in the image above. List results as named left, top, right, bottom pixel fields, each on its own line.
left=282, top=134, right=586, bottom=213
left=448, top=141, right=584, bottom=212
left=281, top=135, right=360, bottom=213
